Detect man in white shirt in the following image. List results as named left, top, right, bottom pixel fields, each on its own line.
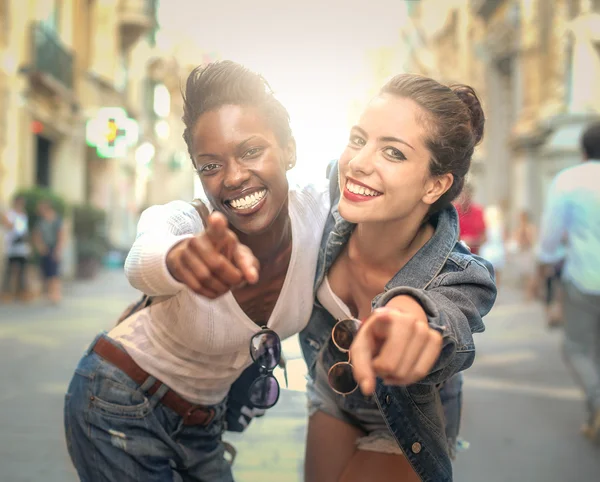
left=1, top=194, right=30, bottom=302
left=537, top=121, right=600, bottom=443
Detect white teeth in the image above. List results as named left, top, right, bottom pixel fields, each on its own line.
left=346, top=181, right=381, bottom=197
left=230, top=190, right=266, bottom=210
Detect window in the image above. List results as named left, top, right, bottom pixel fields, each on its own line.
left=153, top=83, right=170, bottom=118
left=567, top=0, right=580, bottom=18
left=0, top=0, right=8, bottom=45
left=539, top=0, right=553, bottom=56
left=144, top=78, right=157, bottom=118
left=81, top=0, right=95, bottom=70
left=115, top=49, right=129, bottom=93
left=564, top=35, right=574, bottom=107
left=40, top=0, right=61, bottom=33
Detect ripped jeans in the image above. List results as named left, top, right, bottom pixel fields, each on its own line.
left=64, top=334, right=233, bottom=482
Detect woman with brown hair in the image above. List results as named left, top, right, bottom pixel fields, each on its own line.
left=301, top=74, right=496, bottom=482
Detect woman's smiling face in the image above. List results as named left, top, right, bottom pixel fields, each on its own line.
left=338, top=94, right=446, bottom=225
left=192, top=104, right=294, bottom=235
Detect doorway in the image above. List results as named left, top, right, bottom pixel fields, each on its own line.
left=35, top=135, right=53, bottom=187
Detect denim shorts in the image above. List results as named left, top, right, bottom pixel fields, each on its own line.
left=40, top=252, right=59, bottom=279
left=64, top=333, right=233, bottom=482
left=306, top=343, right=402, bottom=455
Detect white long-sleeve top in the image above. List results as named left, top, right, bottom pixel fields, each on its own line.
left=3, top=209, right=30, bottom=257
left=109, top=183, right=329, bottom=405
left=537, top=160, right=600, bottom=294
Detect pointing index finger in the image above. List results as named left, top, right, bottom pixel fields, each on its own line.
left=204, top=212, right=234, bottom=253
left=232, top=244, right=260, bottom=284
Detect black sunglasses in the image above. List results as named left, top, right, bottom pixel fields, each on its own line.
left=327, top=317, right=361, bottom=395
left=248, top=327, right=283, bottom=409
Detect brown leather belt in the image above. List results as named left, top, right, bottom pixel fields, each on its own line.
left=92, top=337, right=215, bottom=426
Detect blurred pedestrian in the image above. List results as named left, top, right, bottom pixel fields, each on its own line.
left=537, top=121, right=600, bottom=443
left=32, top=199, right=65, bottom=304
left=508, top=210, right=538, bottom=300
left=455, top=183, right=486, bottom=255
left=480, top=205, right=507, bottom=287
left=1, top=194, right=31, bottom=302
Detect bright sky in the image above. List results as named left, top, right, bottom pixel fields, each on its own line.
left=157, top=0, right=410, bottom=186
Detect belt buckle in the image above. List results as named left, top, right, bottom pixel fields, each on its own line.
left=183, top=405, right=215, bottom=426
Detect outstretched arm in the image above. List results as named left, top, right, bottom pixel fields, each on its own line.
left=125, top=201, right=258, bottom=298
left=350, top=257, right=496, bottom=394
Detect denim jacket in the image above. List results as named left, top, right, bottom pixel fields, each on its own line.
left=300, top=166, right=497, bottom=482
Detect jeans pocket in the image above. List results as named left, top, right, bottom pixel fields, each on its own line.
left=90, top=374, right=151, bottom=419
left=204, top=400, right=228, bottom=437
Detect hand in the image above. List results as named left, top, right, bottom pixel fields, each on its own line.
left=350, top=306, right=443, bottom=395
left=166, top=211, right=259, bottom=298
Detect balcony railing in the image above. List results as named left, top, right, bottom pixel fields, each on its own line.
left=31, top=22, right=74, bottom=90
left=470, top=0, right=504, bottom=20
left=120, top=0, right=158, bottom=17
left=119, top=0, right=158, bottom=49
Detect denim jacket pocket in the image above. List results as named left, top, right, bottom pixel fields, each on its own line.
left=400, top=385, right=445, bottom=438
left=406, top=383, right=436, bottom=403
left=89, top=372, right=151, bottom=419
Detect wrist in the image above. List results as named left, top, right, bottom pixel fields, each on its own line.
left=166, top=239, right=188, bottom=281
left=385, top=295, right=427, bottom=322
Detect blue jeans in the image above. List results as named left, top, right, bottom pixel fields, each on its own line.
left=64, top=334, right=233, bottom=482
left=563, top=282, right=600, bottom=415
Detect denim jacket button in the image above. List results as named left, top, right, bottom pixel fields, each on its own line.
left=385, top=394, right=391, bottom=405
left=411, top=442, right=422, bottom=454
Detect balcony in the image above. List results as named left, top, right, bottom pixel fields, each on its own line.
left=470, top=0, right=504, bottom=20
left=30, top=22, right=74, bottom=92
left=119, top=0, right=158, bottom=50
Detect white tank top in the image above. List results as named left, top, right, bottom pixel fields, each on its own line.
left=316, top=276, right=352, bottom=320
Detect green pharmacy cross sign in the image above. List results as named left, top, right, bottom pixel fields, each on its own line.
left=86, top=107, right=139, bottom=158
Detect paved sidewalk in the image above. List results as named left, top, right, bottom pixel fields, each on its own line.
left=0, top=270, right=599, bottom=481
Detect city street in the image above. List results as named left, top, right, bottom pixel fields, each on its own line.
left=0, top=270, right=598, bottom=481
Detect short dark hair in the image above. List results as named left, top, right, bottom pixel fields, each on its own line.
left=380, top=74, right=485, bottom=215
left=182, top=60, right=292, bottom=165
left=581, top=122, right=600, bottom=160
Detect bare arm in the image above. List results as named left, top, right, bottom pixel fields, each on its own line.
left=125, top=201, right=258, bottom=297
left=32, top=228, right=48, bottom=255
left=0, top=211, right=13, bottom=230
left=350, top=257, right=496, bottom=393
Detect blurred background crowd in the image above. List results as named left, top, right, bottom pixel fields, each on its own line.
left=0, top=1, right=600, bottom=481
left=1, top=0, right=599, bottom=293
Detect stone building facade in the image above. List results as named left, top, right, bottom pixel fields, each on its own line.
left=0, top=0, right=158, bottom=275
left=403, top=0, right=600, bottom=229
